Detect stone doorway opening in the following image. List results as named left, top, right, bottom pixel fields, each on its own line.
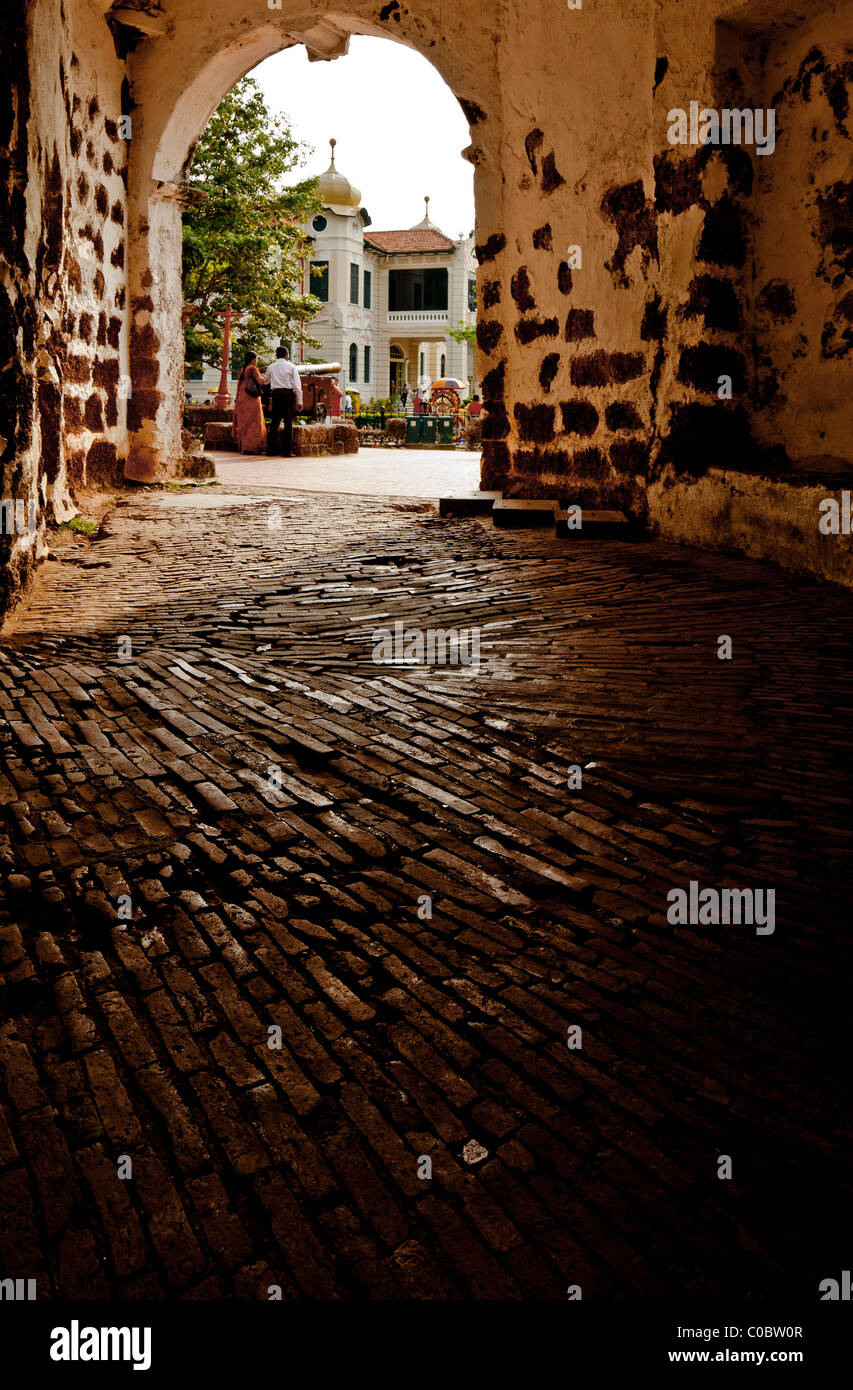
left=389, top=346, right=407, bottom=397
left=124, top=13, right=490, bottom=486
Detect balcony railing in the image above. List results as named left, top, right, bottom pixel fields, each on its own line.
left=387, top=310, right=449, bottom=325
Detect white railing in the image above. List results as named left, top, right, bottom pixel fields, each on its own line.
left=387, top=310, right=449, bottom=325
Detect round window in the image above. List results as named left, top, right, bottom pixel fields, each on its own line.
left=312, top=215, right=328, bottom=232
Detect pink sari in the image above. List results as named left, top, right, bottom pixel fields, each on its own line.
left=233, top=366, right=267, bottom=453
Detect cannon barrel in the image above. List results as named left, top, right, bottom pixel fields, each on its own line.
left=296, top=362, right=342, bottom=376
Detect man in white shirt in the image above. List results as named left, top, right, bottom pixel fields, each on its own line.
left=262, top=347, right=303, bottom=457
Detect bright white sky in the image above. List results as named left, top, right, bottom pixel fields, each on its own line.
left=251, top=37, right=475, bottom=238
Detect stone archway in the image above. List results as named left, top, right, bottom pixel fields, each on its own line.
left=2, top=0, right=852, bottom=627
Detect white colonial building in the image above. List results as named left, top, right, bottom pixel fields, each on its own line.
left=184, top=141, right=477, bottom=405
left=294, top=140, right=477, bottom=402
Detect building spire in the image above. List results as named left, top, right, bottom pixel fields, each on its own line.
left=411, top=195, right=441, bottom=232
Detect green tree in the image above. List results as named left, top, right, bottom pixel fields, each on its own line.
left=449, top=321, right=476, bottom=346
left=182, top=77, right=323, bottom=367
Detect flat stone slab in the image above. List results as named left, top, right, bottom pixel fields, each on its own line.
left=555, top=507, right=634, bottom=538
left=492, top=498, right=558, bottom=528
left=439, top=491, right=502, bottom=517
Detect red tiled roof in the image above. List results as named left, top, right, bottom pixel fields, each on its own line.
left=364, top=229, right=456, bottom=253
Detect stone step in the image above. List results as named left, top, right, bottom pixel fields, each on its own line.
left=555, top=506, right=633, bottom=538
left=439, top=491, right=503, bottom=518
left=437, top=492, right=637, bottom=539
left=174, top=452, right=216, bottom=480
left=491, top=498, right=559, bottom=528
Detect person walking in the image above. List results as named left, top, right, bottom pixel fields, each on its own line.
left=233, top=351, right=267, bottom=454
left=263, top=347, right=302, bottom=457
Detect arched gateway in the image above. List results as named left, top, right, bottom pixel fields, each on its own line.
left=1, top=0, right=851, bottom=609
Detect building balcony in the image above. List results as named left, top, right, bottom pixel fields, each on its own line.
left=386, top=309, right=450, bottom=328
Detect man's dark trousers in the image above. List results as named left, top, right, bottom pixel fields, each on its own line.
left=267, top=388, right=296, bottom=456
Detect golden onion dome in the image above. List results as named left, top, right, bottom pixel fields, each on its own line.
left=317, top=139, right=362, bottom=211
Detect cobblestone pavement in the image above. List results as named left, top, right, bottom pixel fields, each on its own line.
left=212, top=446, right=481, bottom=499
left=1, top=482, right=851, bottom=1301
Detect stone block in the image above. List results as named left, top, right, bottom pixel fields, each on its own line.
left=439, top=492, right=502, bottom=517
left=185, top=406, right=233, bottom=428
left=203, top=421, right=235, bottom=449
left=492, top=498, right=558, bottom=528
left=555, top=506, right=633, bottom=538
left=175, top=453, right=216, bottom=480
left=333, top=424, right=359, bottom=453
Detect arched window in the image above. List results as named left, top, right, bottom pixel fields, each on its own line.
left=349, top=343, right=358, bottom=382
left=440, top=353, right=446, bottom=377
left=389, top=344, right=405, bottom=394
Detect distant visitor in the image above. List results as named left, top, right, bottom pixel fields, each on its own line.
left=264, top=347, right=303, bottom=458
left=233, top=352, right=267, bottom=455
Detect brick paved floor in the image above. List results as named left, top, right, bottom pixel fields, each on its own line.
left=1, top=482, right=851, bottom=1300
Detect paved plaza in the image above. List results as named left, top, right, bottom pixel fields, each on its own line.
left=0, top=453, right=851, bottom=1299
left=212, top=446, right=482, bottom=499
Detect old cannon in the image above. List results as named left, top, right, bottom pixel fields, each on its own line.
left=296, top=363, right=343, bottom=422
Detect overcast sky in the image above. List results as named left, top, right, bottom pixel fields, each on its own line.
left=251, top=38, right=475, bottom=239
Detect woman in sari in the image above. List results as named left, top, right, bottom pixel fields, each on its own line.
left=233, top=351, right=267, bottom=454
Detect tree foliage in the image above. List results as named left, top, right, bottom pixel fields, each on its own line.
left=448, top=321, right=476, bottom=346
left=182, top=78, right=323, bottom=366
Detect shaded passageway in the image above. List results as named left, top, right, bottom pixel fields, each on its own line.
left=4, top=0, right=852, bottom=621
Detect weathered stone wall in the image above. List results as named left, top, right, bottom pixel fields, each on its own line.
left=648, top=0, right=853, bottom=477
left=477, top=0, right=657, bottom=507
left=746, top=5, right=853, bottom=462
left=1, top=0, right=851, bottom=621
left=0, top=0, right=129, bottom=615
left=480, top=0, right=853, bottom=585
left=0, top=0, right=38, bottom=615
left=640, top=0, right=853, bottom=582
